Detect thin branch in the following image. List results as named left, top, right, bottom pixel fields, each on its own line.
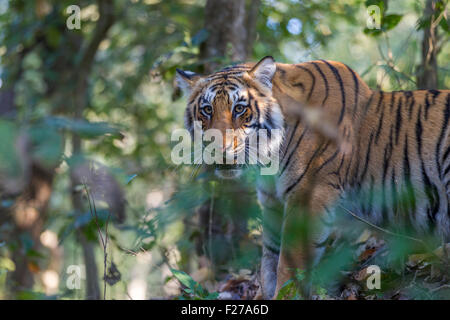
left=83, top=182, right=111, bottom=300
left=338, top=204, right=425, bottom=244
left=76, top=0, right=115, bottom=78
left=430, top=284, right=450, bottom=293
left=208, top=183, right=215, bottom=275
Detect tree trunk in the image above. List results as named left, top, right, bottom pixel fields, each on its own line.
left=7, top=164, right=54, bottom=297
left=200, top=0, right=260, bottom=73
left=417, top=0, right=439, bottom=89
left=68, top=0, right=115, bottom=300
left=195, top=0, right=261, bottom=275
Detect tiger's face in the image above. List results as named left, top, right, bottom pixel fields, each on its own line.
left=176, top=57, right=284, bottom=179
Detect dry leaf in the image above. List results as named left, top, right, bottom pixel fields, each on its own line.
left=354, top=229, right=371, bottom=245
left=358, top=248, right=377, bottom=262
left=27, top=262, right=40, bottom=273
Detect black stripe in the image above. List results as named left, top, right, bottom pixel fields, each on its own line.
left=327, top=182, right=341, bottom=190
left=416, top=106, right=439, bottom=225
left=421, top=162, right=440, bottom=225
left=249, top=93, right=261, bottom=124
left=344, top=64, right=359, bottom=115
left=359, top=132, right=374, bottom=182
left=295, top=65, right=315, bottom=101
left=185, top=108, right=193, bottom=129
left=403, top=91, right=413, bottom=100
left=362, top=92, right=375, bottom=118
left=389, top=92, right=396, bottom=113
left=381, top=127, right=394, bottom=221
left=310, top=61, right=329, bottom=106
left=194, top=96, right=201, bottom=120
left=284, top=143, right=328, bottom=195
left=281, top=120, right=299, bottom=162
left=293, top=82, right=305, bottom=92
left=443, top=144, right=450, bottom=165
left=208, top=83, right=221, bottom=92
left=406, top=92, right=415, bottom=120
left=391, top=168, right=398, bottom=219
left=210, top=70, right=247, bottom=78
left=264, top=110, right=275, bottom=130
left=351, top=141, right=361, bottom=187
left=375, top=106, right=385, bottom=144
left=436, top=94, right=450, bottom=179
left=343, top=149, right=354, bottom=187
left=424, top=92, right=431, bottom=120
left=429, top=89, right=440, bottom=104
left=321, top=60, right=346, bottom=123
left=314, top=149, right=339, bottom=174
left=279, top=127, right=307, bottom=176
left=328, top=154, right=345, bottom=177
left=250, top=84, right=267, bottom=98
left=394, top=96, right=403, bottom=145
left=444, top=163, right=450, bottom=176
left=402, top=135, right=416, bottom=219
left=366, top=175, right=375, bottom=217
left=416, top=106, right=423, bottom=155
left=376, top=91, right=384, bottom=113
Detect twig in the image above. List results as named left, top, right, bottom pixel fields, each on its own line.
left=83, top=182, right=111, bottom=300
left=338, top=205, right=425, bottom=244
left=339, top=204, right=449, bottom=265
left=377, top=33, right=417, bottom=88
left=208, top=183, right=215, bottom=276
left=430, top=284, right=450, bottom=293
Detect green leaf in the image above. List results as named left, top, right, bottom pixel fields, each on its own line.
left=44, top=116, right=122, bottom=139
left=316, top=287, right=328, bottom=299
left=365, top=0, right=385, bottom=13
left=295, top=269, right=306, bottom=282
left=439, top=17, right=449, bottom=34
left=191, top=29, right=209, bottom=46
left=0, top=120, right=21, bottom=177
left=170, top=268, right=199, bottom=292
left=23, top=52, right=42, bottom=69
left=169, top=268, right=217, bottom=299
left=363, top=27, right=382, bottom=37
left=383, top=14, right=402, bottom=31
left=0, top=257, right=15, bottom=272
left=206, top=292, right=219, bottom=299
left=29, top=125, right=64, bottom=169
left=126, top=174, right=138, bottom=185
left=276, top=279, right=296, bottom=300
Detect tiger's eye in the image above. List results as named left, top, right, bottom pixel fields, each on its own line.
left=202, top=105, right=213, bottom=115
left=234, top=104, right=246, bottom=114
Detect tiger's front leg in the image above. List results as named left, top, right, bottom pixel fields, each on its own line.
left=274, top=186, right=338, bottom=299
left=256, top=183, right=284, bottom=299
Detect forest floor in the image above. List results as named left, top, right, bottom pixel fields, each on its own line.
left=215, top=231, right=450, bottom=300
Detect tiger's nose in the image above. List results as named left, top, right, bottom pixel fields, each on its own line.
left=222, top=137, right=235, bottom=152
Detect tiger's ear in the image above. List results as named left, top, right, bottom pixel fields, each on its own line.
left=176, top=69, right=200, bottom=95
left=249, top=56, right=276, bottom=90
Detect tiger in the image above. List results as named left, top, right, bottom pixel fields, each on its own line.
left=176, top=56, right=450, bottom=299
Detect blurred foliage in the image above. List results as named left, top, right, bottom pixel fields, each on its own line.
left=0, top=0, right=448, bottom=300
